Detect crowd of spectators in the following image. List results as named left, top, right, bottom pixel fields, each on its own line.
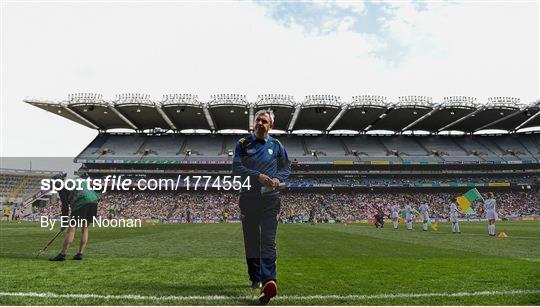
left=280, top=191, right=539, bottom=223
left=289, top=175, right=538, bottom=186
left=33, top=190, right=539, bottom=223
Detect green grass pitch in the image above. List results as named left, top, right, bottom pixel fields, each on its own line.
left=1, top=221, right=539, bottom=305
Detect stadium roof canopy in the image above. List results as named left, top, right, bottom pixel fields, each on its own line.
left=330, top=95, right=388, bottom=131
left=444, top=103, right=521, bottom=132
left=25, top=94, right=540, bottom=134
left=368, top=96, right=434, bottom=131
left=471, top=100, right=540, bottom=132
left=161, top=94, right=210, bottom=130
left=208, top=94, right=249, bottom=131
left=407, top=97, right=478, bottom=132
left=291, top=95, right=342, bottom=131
left=253, top=94, right=296, bottom=131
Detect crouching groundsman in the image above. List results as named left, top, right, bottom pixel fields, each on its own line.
left=232, top=109, right=291, bottom=304
left=49, top=174, right=100, bottom=261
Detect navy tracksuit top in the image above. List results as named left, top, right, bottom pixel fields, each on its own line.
left=232, top=134, right=291, bottom=194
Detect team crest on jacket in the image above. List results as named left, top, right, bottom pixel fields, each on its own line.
left=268, top=148, right=273, bottom=155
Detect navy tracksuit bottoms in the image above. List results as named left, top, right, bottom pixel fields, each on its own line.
left=239, top=193, right=281, bottom=284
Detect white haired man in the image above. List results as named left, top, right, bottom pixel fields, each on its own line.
left=232, top=109, right=291, bottom=304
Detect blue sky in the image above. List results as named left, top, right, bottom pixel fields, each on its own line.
left=258, top=1, right=387, bottom=35
left=256, top=1, right=436, bottom=65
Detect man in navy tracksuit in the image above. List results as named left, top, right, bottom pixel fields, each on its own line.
left=232, top=109, right=291, bottom=304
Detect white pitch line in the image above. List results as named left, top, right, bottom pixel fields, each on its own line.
left=0, top=289, right=538, bottom=302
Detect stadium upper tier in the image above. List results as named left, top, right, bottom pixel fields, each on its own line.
left=75, top=133, right=540, bottom=164
left=26, top=94, right=540, bottom=133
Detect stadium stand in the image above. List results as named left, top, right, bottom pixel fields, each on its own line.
left=304, top=136, right=348, bottom=159
left=0, top=169, right=58, bottom=202
left=19, top=93, right=540, bottom=223
left=0, top=169, right=61, bottom=220
left=140, top=135, right=184, bottom=158
left=380, top=136, right=429, bottom=158
left=279, top=135, right=308, bottom=161
left=72, top=133, right=540, bottom=164
left=183, top=135, right=223, bottom=158
left=343, top=136, right=391, bottom=161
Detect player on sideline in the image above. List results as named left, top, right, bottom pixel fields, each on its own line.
left=483, top=192, right=498, bottom=236
left=232, top=109, right=291, bottom=304
left=390, top=204, right=399, bottom=230
left=419, top=203, right=430, bottom=231
left=450, top=201, right=461, bottom=234
left=404, top=202, right=413, bottom=230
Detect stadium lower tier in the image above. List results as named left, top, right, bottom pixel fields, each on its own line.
left=31, top=190, right=539, bottom=224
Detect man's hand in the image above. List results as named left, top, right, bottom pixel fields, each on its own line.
left=258, top=174, right=274, bottom=187
left=271, top=178, right=280, bottom=187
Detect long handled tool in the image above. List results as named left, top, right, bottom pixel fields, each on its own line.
left=36, top=227, right=65, bottom=257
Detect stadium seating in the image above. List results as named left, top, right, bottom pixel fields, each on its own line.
left=140, top=135, right=185, bottom=158
left=75, top=133, right=540, bottom=164
left=0, top=169, right=57, bottom=204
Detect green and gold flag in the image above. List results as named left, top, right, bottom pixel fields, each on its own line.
left=456, top=188, right=482, bottom=212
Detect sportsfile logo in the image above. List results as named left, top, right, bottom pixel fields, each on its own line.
left=41, top=175, right=251, bottom=193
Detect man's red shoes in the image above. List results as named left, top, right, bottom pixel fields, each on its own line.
left=258, top=280, right=277, bottom=304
